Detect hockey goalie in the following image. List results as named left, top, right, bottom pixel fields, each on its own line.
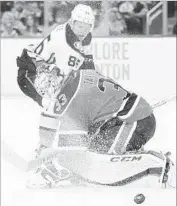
left=16, top=4, right=176, bottom=189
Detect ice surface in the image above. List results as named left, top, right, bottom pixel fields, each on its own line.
left=1, top=97, right=176, bottom=206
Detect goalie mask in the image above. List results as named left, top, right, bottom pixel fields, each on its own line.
left=34, top=63, right=64, bottom=98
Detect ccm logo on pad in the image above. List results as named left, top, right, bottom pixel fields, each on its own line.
left=110, top=156, right=142, bottom=162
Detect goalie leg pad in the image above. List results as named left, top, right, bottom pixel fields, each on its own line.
left=54, top=149, right=169, bottom=187
left=39, top=112, right=60, bottom=147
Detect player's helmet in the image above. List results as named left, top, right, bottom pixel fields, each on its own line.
left=70, top=4, right=95, bottom=32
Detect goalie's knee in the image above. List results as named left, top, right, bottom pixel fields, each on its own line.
left=126, top=113, right=156, bottom=151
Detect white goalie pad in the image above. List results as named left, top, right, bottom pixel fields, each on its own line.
left=54, top=149, right=169, bottom=187
left=27, top=147, right=175, bottom=188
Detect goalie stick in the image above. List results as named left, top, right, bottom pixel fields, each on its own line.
left=2, top=94, right=176, bottom=172
left=151, top=95, right=176, bottom=109
left=2, top=140, right=28, bottom=172
left=2, top=140, right=87, bottom=172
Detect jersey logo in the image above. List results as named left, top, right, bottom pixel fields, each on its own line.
left=74, top=42, right=85, bottom=53
left=54, top=94, right=68, bottom=113
left=53, top=71, right=81, bottom=115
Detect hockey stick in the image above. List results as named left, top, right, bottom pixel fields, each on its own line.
left=1, top=140, right=29, bottom=172
left=2, top=139, right=87, bottom=172
left=151, top=95, right=176, bottom=109
left=27, top=146, right=87, bottom=171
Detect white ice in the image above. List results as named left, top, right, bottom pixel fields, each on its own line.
left=1, top=97, right=176, bottom=206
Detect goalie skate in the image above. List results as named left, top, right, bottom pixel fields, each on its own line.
left=162, top=152, right=176, bottom=188
left=123, top=150, right=176, bottom=188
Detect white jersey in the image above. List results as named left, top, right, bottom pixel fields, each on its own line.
left=33, top=23, right=93, bottom=76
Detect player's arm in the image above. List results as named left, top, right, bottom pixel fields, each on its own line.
left=32, top=32, right=56, bottom=64
left=17, top=48, right=43, bottom=106
left=16, top=28, right=60, bottom=106
left=17, top=47, right=64, bottom=107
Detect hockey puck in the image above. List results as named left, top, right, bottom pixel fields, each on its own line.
left=134, top=194, right=145, bottom=204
